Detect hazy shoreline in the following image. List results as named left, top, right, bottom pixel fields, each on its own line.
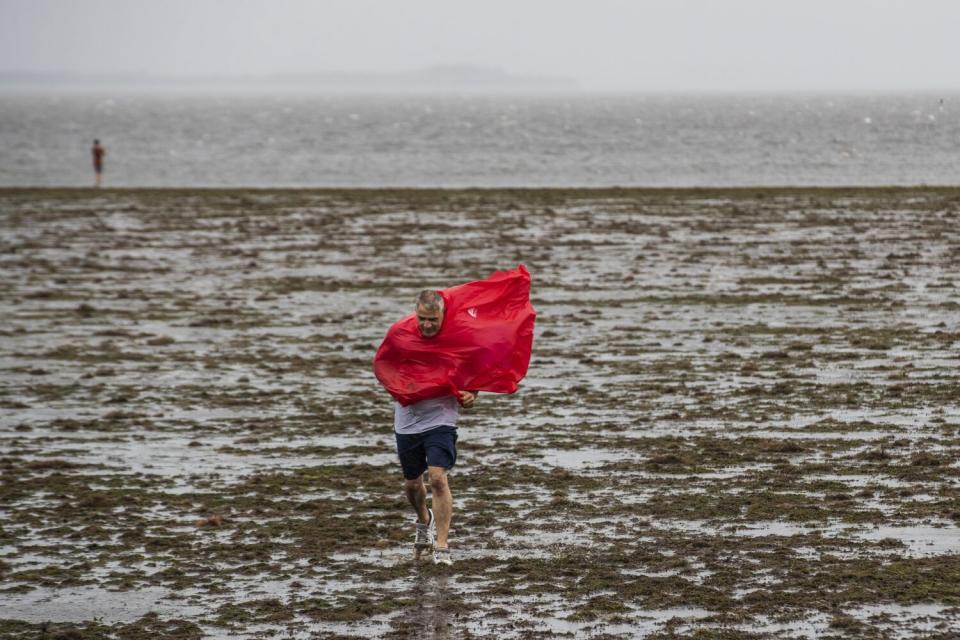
left=5, top=185, right=960, bottom=195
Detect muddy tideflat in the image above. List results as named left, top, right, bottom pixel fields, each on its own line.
left=1, top=187, right=958, bottom=639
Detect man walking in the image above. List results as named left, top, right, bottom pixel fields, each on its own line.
left=374, top=266, right=536, bottom=567
left=394, top=290, right=475, bottom=566
left=91, top=140, right=106, bottom=187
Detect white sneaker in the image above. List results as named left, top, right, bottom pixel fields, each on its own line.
left=414, top=509, right=434, bottom=558
left=433, top=546, right=452, bottom=566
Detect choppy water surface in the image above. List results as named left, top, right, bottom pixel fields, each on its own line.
left=1, top=187, right=959, bottom=638
left=1, top=93, right=958, bottom=187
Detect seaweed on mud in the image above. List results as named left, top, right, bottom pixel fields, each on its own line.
left=1, top=187, right=959, bottom=638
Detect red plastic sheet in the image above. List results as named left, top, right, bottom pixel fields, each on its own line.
left=373, top=265, right=536, bottom=406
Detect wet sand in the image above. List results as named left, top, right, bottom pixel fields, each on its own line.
left=1, top=187, right=958, bottom=639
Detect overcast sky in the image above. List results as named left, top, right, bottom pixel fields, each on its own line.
left=2, top=0, right=959, bottom=92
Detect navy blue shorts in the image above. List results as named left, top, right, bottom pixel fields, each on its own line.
left=395, top=426, right=458, bottom=480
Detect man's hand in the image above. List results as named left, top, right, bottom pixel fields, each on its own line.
left=458, top=390, right=477, bottom=409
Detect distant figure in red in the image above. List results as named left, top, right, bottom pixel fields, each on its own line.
left=91, top=140, right=106, bottom=187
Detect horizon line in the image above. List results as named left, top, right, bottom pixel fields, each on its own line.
left=2, top=69, right=959, bottom=95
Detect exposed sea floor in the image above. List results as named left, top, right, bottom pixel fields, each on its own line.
left=1, top=187, right=958, bottom=639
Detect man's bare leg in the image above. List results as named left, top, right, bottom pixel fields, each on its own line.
left=405, top=475, right=433, bottom=559
left=427, top=466, right=452, bottom=548
left=404, top=475, right=430, bottom=524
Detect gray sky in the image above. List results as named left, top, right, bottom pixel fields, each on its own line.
left=2, top=0, right=959, bottom=92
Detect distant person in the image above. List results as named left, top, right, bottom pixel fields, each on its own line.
left=91, top=140, right=106, bottom=187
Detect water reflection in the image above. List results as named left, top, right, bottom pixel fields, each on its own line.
left=402, top=572, right=452, bottom=639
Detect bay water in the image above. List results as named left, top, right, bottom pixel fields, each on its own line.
left=1, top=93, right=956, bottom=187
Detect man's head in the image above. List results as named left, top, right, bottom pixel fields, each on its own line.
left=415, top=290, right=444, bottom=338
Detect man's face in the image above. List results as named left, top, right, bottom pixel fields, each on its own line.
left=416, top=304, right=444, bottom=338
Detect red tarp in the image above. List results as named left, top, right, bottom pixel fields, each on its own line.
left=373, top=265, right=536, bottom=406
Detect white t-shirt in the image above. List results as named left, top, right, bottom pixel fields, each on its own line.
left=394, top=395, right=460, bottom=434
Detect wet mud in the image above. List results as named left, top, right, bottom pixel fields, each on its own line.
left=1, top=187, right=959, bottom=638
